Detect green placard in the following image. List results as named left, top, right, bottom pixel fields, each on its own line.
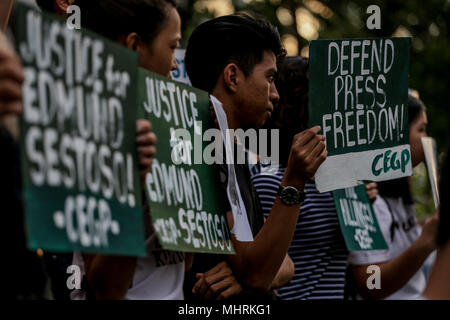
left=333, top=185, right=388, bottom=251
left=12, top=3, right=146, bottom=256
left=137, top=68, right=235, bottom=254
left=309, top=38, right=412, bottom=192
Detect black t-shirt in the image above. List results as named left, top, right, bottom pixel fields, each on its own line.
left=183, top=149, right=268, bottom=301
left=0, top=125, right=48, bottom=299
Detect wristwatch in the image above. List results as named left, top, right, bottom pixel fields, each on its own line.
left=278, top=185, right=305, bottom=206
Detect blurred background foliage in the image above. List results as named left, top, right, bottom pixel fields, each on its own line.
left=18, top=0, right=448, bottom=219
left=176, top=0, right=449, bottom=220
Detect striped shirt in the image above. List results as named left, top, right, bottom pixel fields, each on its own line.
left=250, top=163, right=349, bottom=300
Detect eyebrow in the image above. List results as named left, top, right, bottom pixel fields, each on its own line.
left=266, top=67, right=277, bottom=75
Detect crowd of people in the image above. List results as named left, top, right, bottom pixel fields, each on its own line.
left=1, top=0, right=449, bottom=300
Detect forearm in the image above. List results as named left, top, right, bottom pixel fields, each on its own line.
left=0, top=0, right=14, bottom=31
left=83, top=254, right=137, bottom=300
left=270, top=254, right=294, bottom=289
left=228, top=198, right=301, bottom=291
left=185, top=253, right=194, bottom=271
left=424, top=241, right=450, bottom=299
left=354, top=239, right=433, bottom=299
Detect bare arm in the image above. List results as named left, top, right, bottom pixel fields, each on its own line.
left=0, top=0, right=14, bottom=31
left=226, top=127, right=327, bottom=291
left=352, top=214, right=438, bottom=299
left=185, top=253, right=194, bottom=271
left=424, top=240, right=450, bottom=299
left=270, top=254, right=294, bottom=289
left=83, top=253, right=137, bottom=300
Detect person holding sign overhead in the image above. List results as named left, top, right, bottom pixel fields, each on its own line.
left=349, top=94, right=439, bottom=300
left=184, top=14, right=328, bottom=300
left=34, top=0, right=184, bottom=299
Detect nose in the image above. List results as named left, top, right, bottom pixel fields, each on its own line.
left=171, top=55, right=178, bottom=72
left=270, top=83, right=280, bottom=106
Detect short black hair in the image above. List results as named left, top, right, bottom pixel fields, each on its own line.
left=35, top=0, right=54, bottom=11
left=73, top=0, right=176, bottom=44
left=185, top=13, right=285, bottom=93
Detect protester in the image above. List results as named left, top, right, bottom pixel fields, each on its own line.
left=349, top=94, right=439, bottom=299
left=184, top=14, right=327, bottom=300
left=249, top=56, right=350, bottom=300
left=424, top=147, right=450, bottom=299
left=35, top=0, right=182, bottom=299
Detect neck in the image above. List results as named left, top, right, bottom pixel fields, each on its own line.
left=211, top=87, right=241, bottom=130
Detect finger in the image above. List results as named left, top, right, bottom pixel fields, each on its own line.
left=197, top=269, right=231, bottom=296
left=311, top=148, right=328, bottom=171
left=293, top=127, right=321, bottom=147
left=192, top=276, right=204, bottom=294
left=204, top=282, right=226, bottom=300
left=0, top=101, right=22, bottom=116
left=195, top=277, right=210, bottom=296
left=198, top=272, right=229, bottom=296
left=0, top=62, right=25, bottom=84
left=307, top=139, right=326, bottom=160
left=0, top=48, right=17, bottom=61
left=365, top=182, right=376, bottom=190
left=136, top=120, right=152, bottom=133
left=138, top=157, right=153, bottom=170
left=0, top=80, right=22, bottom=100
left=138, top=146, right=156, bottom=157
left=193, top=261, right=227, bottom=294
left=201, top=261, right=226, bottom=278
left=137, top=132, right=157, bottom=146
left=217, top=283, right=243, bottom=301
left=302, top=134, right=325, bottom=154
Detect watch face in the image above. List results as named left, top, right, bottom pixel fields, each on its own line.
left=281, top=186, right=300, bottom=205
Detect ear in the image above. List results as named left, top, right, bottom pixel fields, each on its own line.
left=55, top=0, right=75, bottom=15
left=123, top=32, right=141, bottom=51
left=223, top=63, right=240, bottom=93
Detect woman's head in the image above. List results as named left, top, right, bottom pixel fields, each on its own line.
left=408, top=94, right=428, bottom=168
left=74, top=0, right=181, bottom=76
left=262, top=56, right=309, bottom=166
left=378, top=93, right=428, bottom=203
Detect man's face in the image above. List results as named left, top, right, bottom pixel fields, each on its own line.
left=235, top=51, right=279, bottom=129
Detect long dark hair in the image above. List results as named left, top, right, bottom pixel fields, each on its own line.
left=73, top=0, right=176, bottom=44
left=263, top=56, right=309, bottom=167
left=377, top=94, right=427, bottom=204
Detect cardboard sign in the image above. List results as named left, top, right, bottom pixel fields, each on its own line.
left=309, top=38, right=412, bottom=192
left=170, top=49, right=191, bottom=85
left=12, top=3, right=146, bottom=256
left=333, top=185, right=388, bottom=251
left=422, top=137, right=440, bottom=208
left=137, top=68, right=235, bottom=254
